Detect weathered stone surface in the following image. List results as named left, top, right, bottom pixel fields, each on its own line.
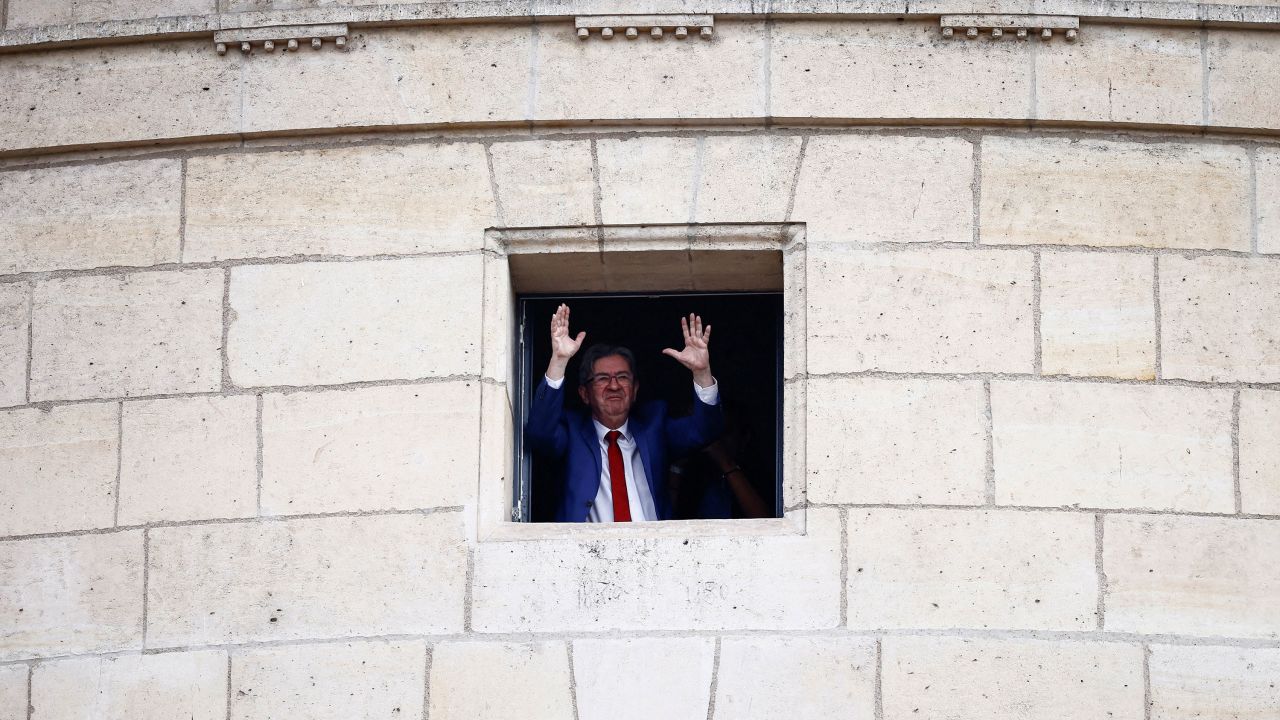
left=1207, top=29, right=1280, bottom=131
left=847, top=509, right=1097, bottom=630
left=992, top=381, right=1233, bottom=512
left=806, top=377, right=986, bottom=505
left=1036, top=24, right=1202, bottom=126
left=119, top=396, right=257, bottom=524
left=0, top=159, right=181, bottom=275
left=981, top=136, right=1251, bottom=250
left=1149, top=645, right=1280, bottom=719
left=489, top=139, right=596, bottom=228
left=597, top=137, right=698, bottom=224
left=1241, top=390, right=1280, bottom=515
left=0, top=284, right=28, bottom=408
left=185, top=143, right=495, bottom=261
left=695, top=135, right=802, bottom=223
left=771, top=21, right=1030, bottom=120
left=1159, top=255, right=1280, bottom=383
left=232, top=641, right=425, bottom=720
left=227, top=256, right=482, bottom=387
left=0, top=665, right=24, bottom=720
left=429, top=641, right=573, bottom=720
left=0, top=530, right=143, bottom=661
left=573, top=638, right=714, bottom=720
left=1040, top=251, right=1157, bottom=379
left=1104, top=514, right=1280, bottom=638
left=472, top=509, right=841, bottom=632
left=33, top=650, right=226, bottom=720
left=881, top=637, right=1144, bottom=719
left=807, top=247, right=1034, bottom=374
left=6, top=0, right=213, bottom=27
left=147, top=512, right=466, bottom=646
left=0, top=41, right=239, bottom=154
left=790, top=134, right=973, bottom=244
left=30, top=269, right=223, bottom=402
left=714, top=635, right=876, bottom=720
left=0, top=403, right=118, bottom=537
left=261, top=382, right=480, bottom=515
left=1259, top=148, right=1280, bottom=254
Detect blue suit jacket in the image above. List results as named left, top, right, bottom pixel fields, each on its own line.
left=525, top=378, right=724, bottom=522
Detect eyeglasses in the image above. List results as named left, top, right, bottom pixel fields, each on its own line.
left=588, top=372, right=634, bottom=388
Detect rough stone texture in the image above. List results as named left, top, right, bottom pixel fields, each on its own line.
left=1207, top=29, right=1280, bottom=131
left=32, top=650, right=226, bottom=720
left=1104, top=514, right=1280, bottom=638
left=790, top=134, right=972, bottom=245
left=226, top=256, right=482, bottom=387
left=1035, top=24, right=1202, bottom=126
left=1259, top=148, right=1280, bottom=254
left=0, top=284, right=28, bottom=408
left=696, top=135, right=803, bottom=223
left=185, top=143, right=495, bottom=261
left=429, top=641, right=574, bottom=720
left=597, top=137, right=699, bottom=224
left=1240, top=390, right=1280, bottom=515
left=881, top=637, right=1145, bottom=720
left=0, top=403, right=118, bottom=537
left=29, top=269, right=224, bottom=402
left=0, top=159, right=181, bottom=275
left=771, top=21, right=1029, bottom=120
left=714, top=635, right=877, bottom=720
left=573, top=637, right=714, bottom=720
left=981, top=136, right=1251, bottom=250
left=146, top=512, right=466, bottom=647
left=6, top=0, right=213, bottom=27
left=489, top=139, right=596, bottom=228
left=0, top=40, right=239, bottom=154
left=1039, top=251, right=1157, bottom=379
left=0, top=665, right=24, bottom=720
left=231, top=641, right=425, bottom=720
left=1149, top=645, right=1280, bottom=719
left=806, top=377, right=986, bottom=505
left=261, top=382, right=480, bottom=515
left=1159, top=255, right=1280, bottom=383
left=472, top=509, right=841, bottom=632
left=806, top=247, right=1034, bottom=374
left=991, top=381, right=1234, bottom=512
left=0, top=530, right=143, bottom=662
left=119, top=396, right=257, bottom=524
left=847, top=509, right=1097, bottom=630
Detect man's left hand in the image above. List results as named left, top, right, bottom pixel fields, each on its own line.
left=663, top=313, right=714, bottom=388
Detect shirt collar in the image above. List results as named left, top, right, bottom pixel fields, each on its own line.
left=592, top=418, right=631, bottom=443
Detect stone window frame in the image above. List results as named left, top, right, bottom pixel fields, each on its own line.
left=476, top=222, right=809, bottom=542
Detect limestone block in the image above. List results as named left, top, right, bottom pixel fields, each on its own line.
left=0, top=284, right=28, bottom=408
left=185, top=143, right=496, bottom=261
left=597, top=137, right=698, bottom=224
left=695, top=135, right=803, bottom=224
left=29, top=269, right=223, bottom=402
left=790, top=134, right=973, bottom=244
left=1207, top=29, right=1280, bottom=131
left=1039, top=251, right=1156, bottom=379
left=232, top=641, right=425, bottom=720
left=881, top=637, right=1144, bottom=719
left=0, top=403, right=118, bottom=537
left=0, top=530, right=143, bottom=661
left=32, top=651, right=226, bottom=720
left=0, top=41, right=239, bottom=154
left=471, top=508, right=841, bottom=632
left=1104, top=514, right=1280, bottom=638
left=1149, top=645, right=1280, bottom=719
left=714, top=636, right=876, bottom=720
left=0, top=159, right=181, bottom=275
left=261, top=382, right=480, bottom=515
left=226, top=256, right=482, bottom=387
left=0, top=665, right=24, bottom=720
left=806, top=377, right=986, bottom=505
left=847, top=509, right=1097, bottom=630
left=1241, top=390, right=1280, bottom=515
left=573, top=638, right=714, bottom=720
left=807, top=247, right=1034, bottom=374
left=535, top=20, right=766, bottom=121
left=1260, top=148, right=1280, bottom=254
left=1159, top=255, right=1280, bottom=383
left=771, top=21, right=1030, bottom=120
left=991, top=381, right=1233, bottom=512
left=119, top=396, right=257, bottom=524
left=429, top=641, right=574, bottom=720
left=981, top=136, right=1251, bottom=250
left=146, top=512, right=466, bottom=646
left=489, top=140, right=596, bottom=228
left=241, top=26, right=530, bottom=133
left=6, top=0, right=213, bottom=27
left=1036, top=24, right=1202, bottom=126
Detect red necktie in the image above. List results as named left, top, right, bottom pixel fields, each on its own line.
left=605, top=430, right=632, bottom=522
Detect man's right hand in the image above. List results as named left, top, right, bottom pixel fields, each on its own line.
left=546, top=303, right=586, bottom=381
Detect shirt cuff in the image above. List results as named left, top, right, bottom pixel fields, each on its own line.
left=545, top=374, right=565, bottom=390
left=694, top=378, right=719, bottom=405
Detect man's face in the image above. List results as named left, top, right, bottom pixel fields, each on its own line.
left=578, top=354, right=638, bottom=430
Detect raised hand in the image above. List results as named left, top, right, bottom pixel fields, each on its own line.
left=662, top=313, right=714, bottom=388
left=546, top=303, right=585, bottom=381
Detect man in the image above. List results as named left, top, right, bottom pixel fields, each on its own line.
left=525, top=303, right=723, bottom=522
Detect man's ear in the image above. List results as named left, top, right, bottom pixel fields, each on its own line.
left=577, top=386, right=589, bottom=405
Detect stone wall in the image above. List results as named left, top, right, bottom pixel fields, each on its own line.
left=1, top=5, right=1278, bottom=719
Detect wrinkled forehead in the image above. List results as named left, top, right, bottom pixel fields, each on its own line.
left=590, top=354, right=633, bottom=376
